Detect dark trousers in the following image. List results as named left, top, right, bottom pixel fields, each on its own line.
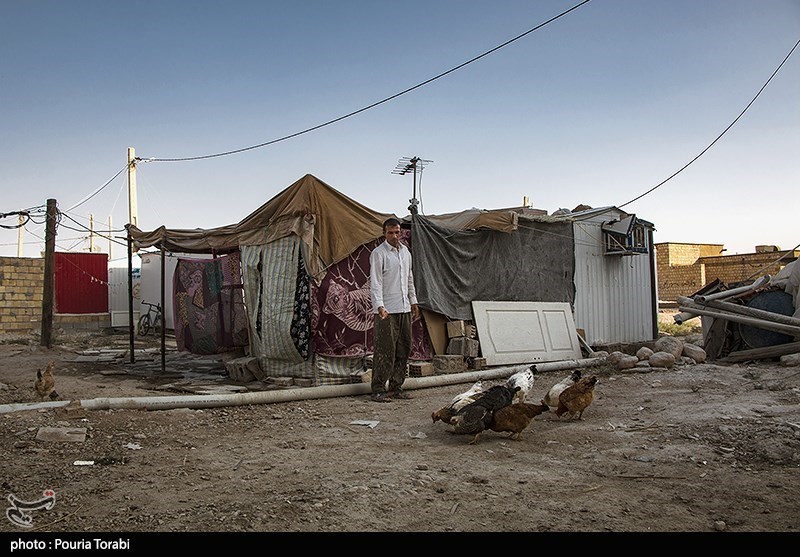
left=371, top=312, right=412, bottom=393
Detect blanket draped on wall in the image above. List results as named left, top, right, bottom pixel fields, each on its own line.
left=312, top=231, right=433, bottom=360
left=240, top=237, right=316, bottom=379
left=173, top=251, right=249, bottom=355
left=411, top=214, right=576, bottom=321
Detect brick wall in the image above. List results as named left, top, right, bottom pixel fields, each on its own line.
left=699, top=251, right=798, bottom=287
left=655, top=243, right=720, bottom=302
left=0, top=256, right=110, bottom=335
left=0, top=256, right=45, bottom=335
left=654, top=243, right=798, bottom=303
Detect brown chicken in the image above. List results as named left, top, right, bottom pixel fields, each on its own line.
left=34, top=361, right=59, bottom=401
left=449, top=384, right=519, bottom=445
left=555, top=375, right=597, bottom=420
left=488, top=401, right=549, bottom=440
left=543, top=369, right=581, bottom=412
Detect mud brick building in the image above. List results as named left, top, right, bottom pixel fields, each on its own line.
left=655, top=243, right=799, bottom=305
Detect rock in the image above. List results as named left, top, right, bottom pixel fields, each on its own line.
left=779, top=353, right=800, bottom=367
left=682, top=343, right=706, bottom=363
left=654, top=336, right=684, bottom=359
left=636, top=346, right=654, bottom=360
left=649, top=351, right=676, bottom=368
left=714, top=520, right=727, bottom=531
left=606, top=351, right=627, bottom=366
left=617, top=355, right=639, bottom=370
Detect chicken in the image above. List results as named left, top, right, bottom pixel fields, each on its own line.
left=448, top=384, right=520, bottom=444
left=543, top=369, right=582, bottom=412
left=505, top=367, right=535, bottom=403
left=432, top=381, right=484, bottom=424
left=555, top=375, right=597, bottom=420
left=488, top=401, right=549, bottom=440
left=34, top=361, right=59, bottom=401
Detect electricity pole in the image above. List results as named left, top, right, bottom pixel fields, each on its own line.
left=127, top=147, right=138, bottom=228
left=40, top=199, right=57, bottom=348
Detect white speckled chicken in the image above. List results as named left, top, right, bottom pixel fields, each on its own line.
left=431, top=381, right=485, bottom=424
left=505, top=367, right=535, bottom=403
left=543, top=370, right=582, bottom=412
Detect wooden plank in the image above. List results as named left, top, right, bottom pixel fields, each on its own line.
left=678, top=305, right=800, bottom=337
left=718, top=341, right=800, bottom=363
left=679, top=295, right=800, bottom=327
left=703, top=318, right=728, bottom=361
left=421, top=308, right=448, bottom=356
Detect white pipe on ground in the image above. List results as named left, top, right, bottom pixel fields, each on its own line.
left=0, top=358, right=605, bottom=415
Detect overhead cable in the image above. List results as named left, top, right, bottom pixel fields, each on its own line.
left=144, top=0, right=593, bottom=163
left=618, top=38, right=800, bottom=209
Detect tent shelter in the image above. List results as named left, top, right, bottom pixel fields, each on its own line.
left=127, top=174, right=657, bottom=384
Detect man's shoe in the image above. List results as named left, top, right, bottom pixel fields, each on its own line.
left=390, top=389, right=412, bottom=400
left=370, top=392, right=392, bottom=403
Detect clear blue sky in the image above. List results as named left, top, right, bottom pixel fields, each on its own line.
left=1, top=0, right=798, bottom=262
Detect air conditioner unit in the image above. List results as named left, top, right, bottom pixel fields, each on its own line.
left=602, top=215, right=648, bottom=256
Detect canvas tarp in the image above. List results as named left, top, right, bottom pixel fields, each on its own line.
left=127, top=174, right=396, bottom=280
left=411, top=213, right=575, bottom=321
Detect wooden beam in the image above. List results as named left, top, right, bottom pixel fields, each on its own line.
left=718, top=341, right=800, bottom=363
left=677, top=303, right=800, bottom=337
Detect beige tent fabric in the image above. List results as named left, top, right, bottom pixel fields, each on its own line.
left=422, top=208, right=518, bottom=233
left=127, top=174, right=396, bottom=279
left=126, top=173, right=523, bottom=279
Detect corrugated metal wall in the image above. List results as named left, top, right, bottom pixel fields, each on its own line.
left=572, top=213, right=656, bottom=345
left=54, top=252, right=109, bottom=314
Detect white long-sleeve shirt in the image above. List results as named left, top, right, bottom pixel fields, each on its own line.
left=369, top=240, right=418, bottom=314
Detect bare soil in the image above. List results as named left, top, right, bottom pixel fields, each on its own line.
left=1, top=329, right=799, bottom=535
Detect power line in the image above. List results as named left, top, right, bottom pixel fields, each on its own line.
left=618, top=38, right=800, bottom=209
left=144, top=0, right=593, bottom=163
left=65, top=164, right=129, bottom=212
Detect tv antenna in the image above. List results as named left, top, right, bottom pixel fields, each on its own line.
left=392, top=156, right=433, bottom=215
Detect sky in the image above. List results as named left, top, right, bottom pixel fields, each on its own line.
left=1, top=0, right=798, bottom=264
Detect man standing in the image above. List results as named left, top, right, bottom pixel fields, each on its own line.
left=369, top=217, right=420, bottom=402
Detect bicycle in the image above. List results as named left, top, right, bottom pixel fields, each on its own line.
left=137, top=301, right=163, bottom=336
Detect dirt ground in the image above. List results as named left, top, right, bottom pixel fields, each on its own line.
left=0, top=328, right=799, bottom=536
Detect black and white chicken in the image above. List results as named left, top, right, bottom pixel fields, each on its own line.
left=432, top=380, right=485, bottom=424
left=505, top=367, right=535, bottom=404
left=448, top=384, right=520, bottom=444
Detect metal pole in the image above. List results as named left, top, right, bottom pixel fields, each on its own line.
left=127, top=227, right=135, bottom=363
left=695, top=275, right=770, bottom=304
left=160, top=246, right=166, bottom=373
